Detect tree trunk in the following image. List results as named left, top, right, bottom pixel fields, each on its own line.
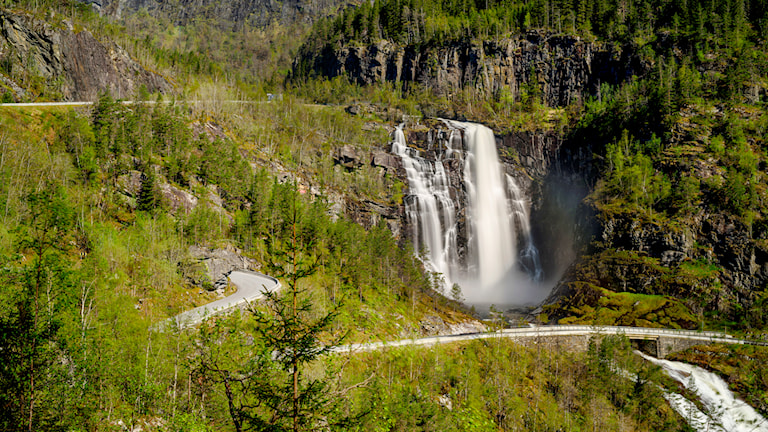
left=292, top=203, right=299, bottom=432
left=223, top=374, right=242, bottom=432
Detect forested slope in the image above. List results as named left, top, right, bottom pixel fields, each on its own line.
left=291, top=0, right=768, bottom=333
left=1, top=0, right=768, bottom=430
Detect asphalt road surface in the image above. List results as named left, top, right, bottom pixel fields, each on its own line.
left=171, top=270, right=280, bottom=329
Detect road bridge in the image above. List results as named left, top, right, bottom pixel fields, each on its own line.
left=331, top=325, right=764, bottom=357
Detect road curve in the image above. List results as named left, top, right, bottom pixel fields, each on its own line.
left=170, top=270, right=280, bottom=329
left=329, top=325, right=763, bottom=354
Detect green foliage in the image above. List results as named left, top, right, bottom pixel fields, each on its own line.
left=337, top=337, right=688, bottom=431
left=548, top=248, right=738, bottom=329
left=195, top=192, right=349, bottom=432
left=558, top=286, right=698, bottom=328
left=183, top=205, right=227, bottom=245
left=136, top=169, right=158, bottom=212
left=0, top=185, right=78, bottom=430
left=597, top=130, right=672, bottom=213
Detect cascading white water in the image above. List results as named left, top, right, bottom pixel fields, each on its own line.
left=460, top=123, right=516, bottom=289
left=391, top=121, right=544, bottom=305
left=506, top=174, right=542, bottom=282
left=637, top=351, right=768, bottom=432
left=452, top=120, right=544, bottom=305
left=392, top=125, right=459, bottom=288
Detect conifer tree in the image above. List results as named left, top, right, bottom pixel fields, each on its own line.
left=197, top=185, right=347, bottom=432
left=136, top=170, right=157, bottom=212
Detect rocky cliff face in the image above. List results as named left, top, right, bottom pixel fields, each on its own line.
left=543, top=105, right=768, bottom=324
left=79, top=0, right=339, bottom=29
left=300, top=32, right=645, bottom=107
left=0, top=9, right=169, bottom=101
left=544, top=210, right=768, bottom=323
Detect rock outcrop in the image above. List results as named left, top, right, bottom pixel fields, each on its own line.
left=181, top=245, right=257, bottom=291
left=581, top=211, right=768, bottom=305
left=0, top=9, right=169, bottom=101
left=298, top=32, right=645, bottom=107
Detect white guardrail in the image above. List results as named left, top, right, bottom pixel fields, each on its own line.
left=329, top=325, right=758, bottom=355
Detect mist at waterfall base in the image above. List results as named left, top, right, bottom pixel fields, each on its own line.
left=392, top=121, right=570, bottom=309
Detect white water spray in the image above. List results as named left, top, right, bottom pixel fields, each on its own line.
left=638, top=351, right=768, bottom=432
left=461, top=123, right=516, bottom=288
left=391, top=121, right=545, bottom=305
left=392, top=125, right=459, bottom=288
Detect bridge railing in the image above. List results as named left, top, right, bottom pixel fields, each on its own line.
left=496, top=325, right=733, bottom=340
left=328, top=324, right=766, bottom=355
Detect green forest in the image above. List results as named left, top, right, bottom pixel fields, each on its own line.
left=1, top=0, right=768, bottom=430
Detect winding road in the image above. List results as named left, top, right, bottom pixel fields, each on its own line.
left=171, top=270, right=281, bottom=329
left=169, top=272, right=762, bottom=353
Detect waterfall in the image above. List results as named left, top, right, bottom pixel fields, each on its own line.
left=507, top=174, right=543, bottom=282
left=392, top=125, right=459, bottom=288
left=461, top=123, right=516, bottom=289
left=637, top=352, right=768, bottom=432
left=391, top=121, right=544, bottom=305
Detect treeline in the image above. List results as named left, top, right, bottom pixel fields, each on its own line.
left=304, top=0, right=768, bottom=49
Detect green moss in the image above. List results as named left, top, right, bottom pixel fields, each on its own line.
left=556, top=286, right=698, bottom=329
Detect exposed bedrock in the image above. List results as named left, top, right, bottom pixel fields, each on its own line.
left=0, top=9, right=169, bottom=101
left=300, top=31, right=645, bottom=107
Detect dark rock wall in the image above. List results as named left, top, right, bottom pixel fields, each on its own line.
left=302, top=32, right=645, bottom=107
left=0, top=9, right=170, bottom=100
left=593, top=212, right=768, bottom=304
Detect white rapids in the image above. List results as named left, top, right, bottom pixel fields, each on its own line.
left=638, top=351, right=768, bottom=432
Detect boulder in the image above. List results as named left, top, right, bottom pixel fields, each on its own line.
left=159, top=183, right=198, bottom=213
left=182, top=245, right=256, bottom=291
left=371, top=150, right=401, bottom=171
left=334, top=144, right=362, bottom=168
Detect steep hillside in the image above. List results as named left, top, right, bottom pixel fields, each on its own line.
left=0, top=8, right=169, bottom=101
left=79, top=0, right=341, bottom=29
